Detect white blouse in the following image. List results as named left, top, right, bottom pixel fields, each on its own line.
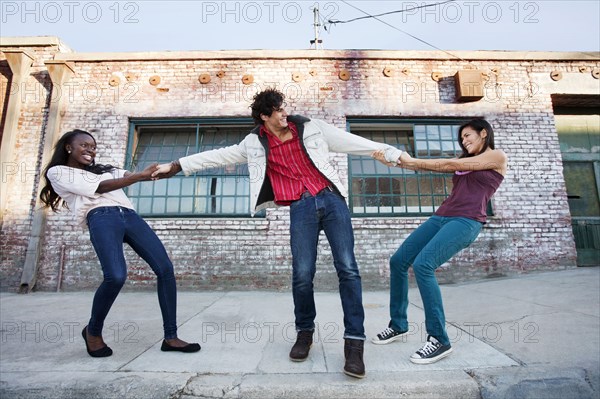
left=47, top=165, right=135, bottom=226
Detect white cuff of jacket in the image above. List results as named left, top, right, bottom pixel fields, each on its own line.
left=384, top=147, right=403, bottom=164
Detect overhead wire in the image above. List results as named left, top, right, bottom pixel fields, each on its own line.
left=329, top=0, right=458, bottom=25
left=328, top=1, right=467, bottom=62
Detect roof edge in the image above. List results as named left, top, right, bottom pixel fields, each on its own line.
left=1, top=37, right=598, bottom=62
left=0, top=36, right=73, bottom=53
left=51, top=49, right=600, bottom=62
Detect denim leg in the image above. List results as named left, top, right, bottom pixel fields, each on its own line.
left=412, top=216, right=482, bottom=345
left=122, top=210, right=178, bottom=340
left=289, top=197, right=319, bottom=332
left=319, top=191, right=365, bottom=340
left=389, top=216, right=443, bottom=333
left=87, top=208, right=128, bottom=337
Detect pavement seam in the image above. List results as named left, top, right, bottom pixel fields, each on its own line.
left=460, top=288, right=600, bottom=318
left=320, top=339, right=331, bottom=372
left=447, top=320, right=526, bottom=366
left=185, top=291, right=229, bottom=318
left=116, top=292, right=228, bottom=371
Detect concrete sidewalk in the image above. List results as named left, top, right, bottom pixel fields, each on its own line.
left=1, top=267, right=598, bottom=399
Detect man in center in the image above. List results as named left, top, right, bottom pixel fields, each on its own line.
left=153, top=88, right=402, bottom=378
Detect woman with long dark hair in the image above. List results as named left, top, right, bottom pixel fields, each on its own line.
left=370, top=119, right=507, bottom=364
left=40, top=129, right=200, bottom=357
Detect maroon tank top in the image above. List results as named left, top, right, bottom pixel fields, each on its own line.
left=435, top=169, right=504, bottom=223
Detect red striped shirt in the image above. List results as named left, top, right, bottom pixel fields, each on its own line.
left=260, top=122, right=331, bottom=205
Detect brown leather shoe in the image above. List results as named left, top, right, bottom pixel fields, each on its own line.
left=289, top=330, right=313, bottom=362
left=343, top=338, right=365, bottom=378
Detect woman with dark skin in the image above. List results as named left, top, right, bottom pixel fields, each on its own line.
left=40, top=129, right=200, bottom=357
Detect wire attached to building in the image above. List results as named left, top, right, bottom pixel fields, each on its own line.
left=330, top=0, right=466, bottom=62
left=329, top=0, right=458, bottom=25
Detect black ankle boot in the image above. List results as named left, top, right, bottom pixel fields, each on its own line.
left=289, top=330, right=313, bottom=362
left=344, top=338, right=365, bottom=378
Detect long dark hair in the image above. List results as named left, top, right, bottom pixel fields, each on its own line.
left=40, top=130, right=115, bottom=211
left=250, top=88, right=285, bottom=125
left=457, top=119, right=495, bottom=158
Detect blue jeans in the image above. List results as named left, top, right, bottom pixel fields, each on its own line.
left=289, top=189, right=365, bottom=340
left=86, top=206, right=178, bottom=339
left=389, top=215, right=482, bottom=346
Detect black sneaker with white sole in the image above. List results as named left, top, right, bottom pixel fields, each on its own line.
left=371, top=324, right=408, bottom=345
left=410, top=335, right=453, bottom=364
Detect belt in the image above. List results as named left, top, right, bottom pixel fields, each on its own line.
left=299, top=186, right=333, bottom=200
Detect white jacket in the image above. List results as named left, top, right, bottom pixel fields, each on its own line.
left=179, top=115, right=402, bottom=215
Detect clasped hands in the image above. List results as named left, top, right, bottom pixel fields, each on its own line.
left=150, top=162, right=179, bottom=180
left=371, top=149, right=412, bottom=167
left=131, top=162, right=178, bottom=182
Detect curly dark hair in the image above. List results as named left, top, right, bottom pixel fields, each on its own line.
left=250, top=88, right=285, bottom=125
left=457, top=118, right=495, bottom=158
left=40, top=129, right=115, bottom=212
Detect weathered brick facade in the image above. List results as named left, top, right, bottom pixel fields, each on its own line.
left=2, top=37, right=597, bottom=292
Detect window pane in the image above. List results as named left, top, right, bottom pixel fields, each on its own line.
left=128, top=184, right=140, bottom=196
left=139, top=181, right=154, bottom=196
left=415, top=140, right=429, bottom=157
left=194, top=196, right=208, bottom=214
left=414, top=125, right=426, bottom=140
left=138, top=198, right=152, bottom=214
left=176, top=134, right=191, bottom=146
left=426, top=125, right=440, bottom=140
left=180, top=197, right=193, bottom=213
left=563, top=162, right=600, bottom=217
left=349, top=121, right=462, bottom=216
left=127, top=122, right=253, bottom=217
left=442, top=141, right=456, bottom=154
left=431, top=175, right=449, bottom=194
left=153, top=179, right=167, bottom=196
left=152, top=198, right=166, bottom=214
left=181, top=179, right=194, bottom=196
left=218, top=177, right=237, bottom=195
left=219, top=197, right=235, bottom=213
left=167, top=178, right=181, bottom=196
left=440, top=125, right=454, bottom=140
left=428, top=141, right=441, bottom=156
left=166, top=197, right=180, bottom=213
left=361, top=159, right=378, bottom=174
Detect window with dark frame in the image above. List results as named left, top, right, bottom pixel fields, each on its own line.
left=348, top=120, right=465, bottom=216
left=126, top=120, right=254, bottom=217
left=126, top=118, right=492, bottom=218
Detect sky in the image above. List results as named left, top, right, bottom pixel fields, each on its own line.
left=1, top=0, right=599, bottom=53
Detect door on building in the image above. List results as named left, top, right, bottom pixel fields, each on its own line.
left=553, top=95, right=600, bottom=266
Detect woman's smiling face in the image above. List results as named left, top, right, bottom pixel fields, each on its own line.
left=461, top=126, right=487, bottom=155
left=66, top=133, right=97, bottom=168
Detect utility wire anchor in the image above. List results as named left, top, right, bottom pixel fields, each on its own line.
left=310, top=5, right=323, bottom=49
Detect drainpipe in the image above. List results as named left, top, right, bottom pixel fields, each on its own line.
left=56, top=244, right=66, bottom=292
left=19, top=60, right=75, bottom=293
left=0, top=50, right=35, bottom=226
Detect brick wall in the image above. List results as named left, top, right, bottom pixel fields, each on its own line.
left=2, top=43, right=595, bottom=292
